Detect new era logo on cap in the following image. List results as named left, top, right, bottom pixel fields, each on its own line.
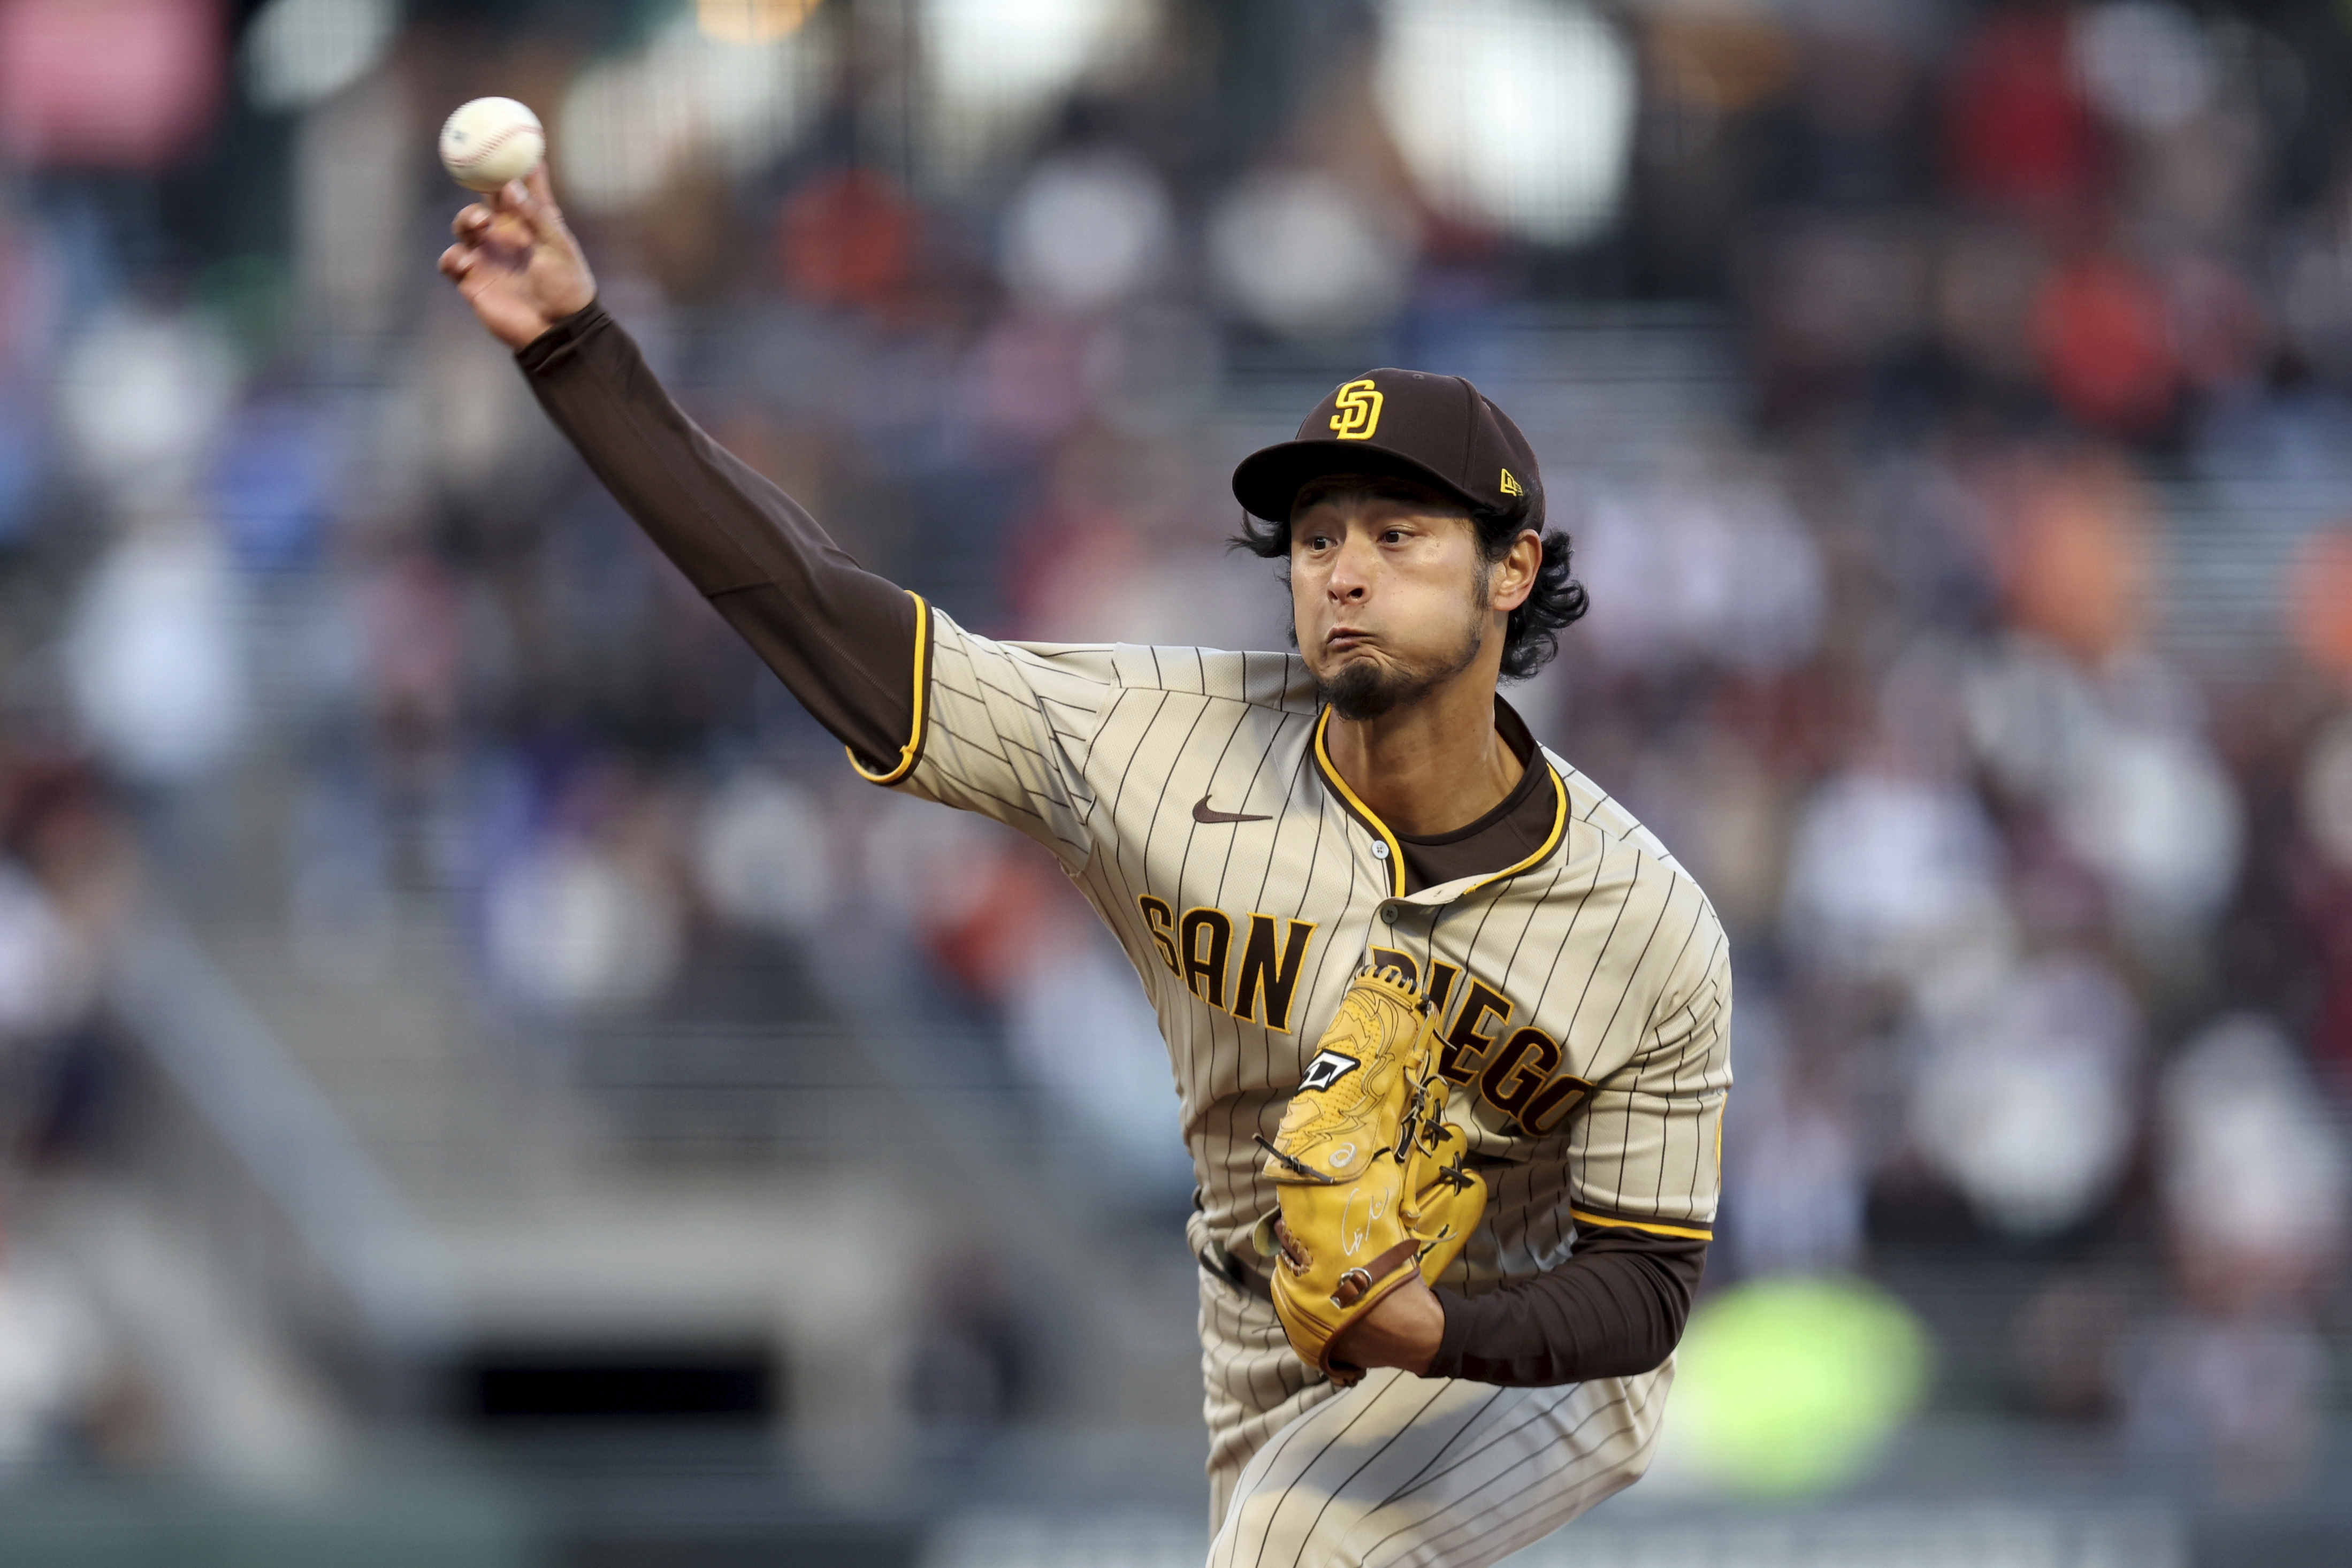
left=1231, top=369, right=1542, bottom=531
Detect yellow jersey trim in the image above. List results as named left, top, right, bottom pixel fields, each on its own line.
left=1459, top=761, right=1568, bottom=899
left=1311, top=708, right=1569, bottom=900
left=1312, top=707, right=1407, bottom=897
left=846, top=590, right=931, bottom=785
left=1570, top=1207, right=1714, bottom=1242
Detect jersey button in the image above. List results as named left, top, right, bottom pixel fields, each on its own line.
left=1371, top=842, right=1390, bottom=860
left=1379, top=904, right=1399, bottom=925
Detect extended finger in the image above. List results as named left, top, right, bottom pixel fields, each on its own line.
left=438, top=242, right=477, bottom=280
left=451, top=203, right=493, bottom=239
left=500, top=165, right=567, bottom=243
left=523, top=161, right=562, bottom=224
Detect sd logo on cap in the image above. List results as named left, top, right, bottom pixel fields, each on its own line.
left=1233, top=368, right=1542, bottom=531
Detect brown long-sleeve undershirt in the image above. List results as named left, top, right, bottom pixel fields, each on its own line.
left=516, top=300, right=917, bottom=771
left=515, top=299, right=1707, bottom=1389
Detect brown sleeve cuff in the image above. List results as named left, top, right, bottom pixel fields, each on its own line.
left=1432, top=1288, right=1481, bottom=1375
left=515, top=299, right=614, bottom=375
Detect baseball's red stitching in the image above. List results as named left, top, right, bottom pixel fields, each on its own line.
left=447, top=122, right=539, bottom=172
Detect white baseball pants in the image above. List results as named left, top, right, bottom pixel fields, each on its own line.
left=1198, top=1275, right=1671, bottom=1567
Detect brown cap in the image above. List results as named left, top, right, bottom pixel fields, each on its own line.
left=1231, top=369, right=1542, bottom=531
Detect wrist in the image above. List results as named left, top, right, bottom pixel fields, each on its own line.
left=1333, top=1276, right=1447, bottom=1377
left=1399, top=1284, right=1446, bottom=1375
left=545, top=279, right=597, bottom=326
left=515, top=297, right=609, bottom=369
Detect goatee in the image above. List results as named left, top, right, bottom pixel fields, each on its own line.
left=1315, top=615, right=1487, bottom=721
left=1319, top=659, right=1416, bottom=721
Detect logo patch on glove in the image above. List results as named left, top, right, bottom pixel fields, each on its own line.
left=1300, top=1050, right=1361, bottom=1093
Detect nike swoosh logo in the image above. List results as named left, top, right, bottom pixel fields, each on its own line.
left=1193, top=794, right=1272, bottom=825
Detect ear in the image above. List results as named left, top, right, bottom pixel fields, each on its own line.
left=1486, top=530, right=1542, bottom=614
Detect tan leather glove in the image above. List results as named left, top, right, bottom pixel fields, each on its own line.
left=1253, top=966, right=1488, bottom=1385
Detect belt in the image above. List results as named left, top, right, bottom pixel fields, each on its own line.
left=1198, top=1239, right=1273, bottom=1303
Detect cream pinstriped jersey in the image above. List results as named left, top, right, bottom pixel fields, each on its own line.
left=872, top=602, right=1731, bottom=1284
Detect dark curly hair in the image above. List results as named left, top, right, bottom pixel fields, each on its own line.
left=1230, top=476, right=1589, bottom=681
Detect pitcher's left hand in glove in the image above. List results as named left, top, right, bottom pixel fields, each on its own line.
left=1253, top=964, right=1488, bottom=1385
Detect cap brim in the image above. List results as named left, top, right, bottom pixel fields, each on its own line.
left=1231, top=439, right=1486, bottom=525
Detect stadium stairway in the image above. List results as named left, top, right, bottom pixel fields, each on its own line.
left=80, top=805, right=1201, bottom=1496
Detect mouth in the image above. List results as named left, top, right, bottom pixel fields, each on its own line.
left=1324, top=628, right=1374, bottom=655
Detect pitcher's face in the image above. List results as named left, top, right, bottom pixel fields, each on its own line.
left=1289, top=485, right=1496, bottom=720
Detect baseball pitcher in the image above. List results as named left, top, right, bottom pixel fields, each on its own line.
left=442, top=170, right=1730, bottom=1568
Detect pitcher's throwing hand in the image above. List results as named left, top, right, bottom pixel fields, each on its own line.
left=438, top=164, right=596, bottom=351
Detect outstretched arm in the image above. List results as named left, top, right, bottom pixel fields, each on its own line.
left=438, top=170, right=921, bottom=774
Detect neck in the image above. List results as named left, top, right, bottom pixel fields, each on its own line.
left=1323, top=672, right=1523, bottom=837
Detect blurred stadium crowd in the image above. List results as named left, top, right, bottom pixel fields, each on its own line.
left=0, top=0, right=2345, bottom=1531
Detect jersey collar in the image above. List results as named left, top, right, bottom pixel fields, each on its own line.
left=1309, top=698, right=1569, bottom=901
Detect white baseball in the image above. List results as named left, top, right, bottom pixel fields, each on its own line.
left=439, top=97, right=545, bottom=192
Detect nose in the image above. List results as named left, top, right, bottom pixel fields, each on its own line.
left=1326, top=533, right=1374, bottom=602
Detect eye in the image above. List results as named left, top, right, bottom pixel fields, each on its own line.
left=1381, top=527, right=1408, bottom=544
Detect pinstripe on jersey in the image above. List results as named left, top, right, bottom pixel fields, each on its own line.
left=890, top=603, right=1731, bottom=1543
